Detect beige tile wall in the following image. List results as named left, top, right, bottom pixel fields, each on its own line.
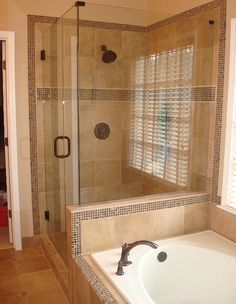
left=190, top=8, right=219, bottom=192
left=79, top=26, right=149, bottom=204
left=210, top=204, right=236, bottom=242
left=80, top=202, right=210, bottom=254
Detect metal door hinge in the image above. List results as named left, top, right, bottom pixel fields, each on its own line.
left=45, top=210, right=50, bottom=221
left=2, top=60, right=6, bottom=70
left=4, top=137, right=8, bottom=147
left=75, top=1, right=85, bottom=7
left=8, top=210, right=12, bottom=219
left=40, top=50, right=46, bottom=61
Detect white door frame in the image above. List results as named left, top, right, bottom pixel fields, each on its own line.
left=0, top=31, right=22, bottom=250
left=2, top=40, right=13, bottom=244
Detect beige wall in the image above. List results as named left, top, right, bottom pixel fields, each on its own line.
left=148, top=0, right=212, bottom=13
left=0, top=0, right=147, bottom=237
left=147, top=0, right=212, bottom=23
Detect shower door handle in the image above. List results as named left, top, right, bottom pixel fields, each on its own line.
left=54, top=136, right=71, bottom=159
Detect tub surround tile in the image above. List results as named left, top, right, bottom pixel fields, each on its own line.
left=151, top=206, right=185, bottom=240
left=210, top=204, right=236, bottom=243
left=184, top=202, right=210, bottom=233
left=72, top=255, right=123, bottom=304
left=75, top=200, right=210, bottom=255
left=114, top=212, right=151, bottom=246
left=81, top=218, right=115, bottom=253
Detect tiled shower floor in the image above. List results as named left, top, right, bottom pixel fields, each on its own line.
left=0, top=247, right=68, bottom=303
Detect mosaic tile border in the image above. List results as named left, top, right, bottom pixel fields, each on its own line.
left=211, top=0, right=226, bottom=204
left=79, top=19, right=145, bottom=33
left=36, top=86, right=216, bottom=102
left=75, top=255, right=119, bottom=304
left=71, top=193, right=210, bottom=256
left=61, top=17, right=146, bottom=32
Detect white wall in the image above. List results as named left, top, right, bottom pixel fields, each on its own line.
left=0, top=0, right=33, bottom=237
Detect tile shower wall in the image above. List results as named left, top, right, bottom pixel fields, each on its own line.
left=79, top=8, right=219, bottom=204
left=79, top=26, right=146, bottom=204
left=145, top=8, right=219, bottom=194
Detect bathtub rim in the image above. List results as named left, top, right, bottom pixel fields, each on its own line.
left=90, top=231, right=236, bottom=304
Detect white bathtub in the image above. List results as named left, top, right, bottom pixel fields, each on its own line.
left=92, top=231, right=236, bottom=304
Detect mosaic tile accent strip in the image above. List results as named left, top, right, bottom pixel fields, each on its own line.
left=28, top=15, right=57, bottom=234
left=211, top=0, right=226, bottom=204
left=60, top=16, right=145, bottom=32
left=75, top=255, right=118, bottom=304
left=147, top=0, right=223, bottom=32
left=36, top=86, right=216, bottom=102
left=79, top=19, right=145, bottom=33
left=71, top=193, right=210, bottom=256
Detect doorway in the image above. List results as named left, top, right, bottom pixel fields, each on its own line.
left=0, top=40, right=12, bottom=249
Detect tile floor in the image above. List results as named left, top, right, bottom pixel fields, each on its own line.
left=0, top=247, right=68, bottom=304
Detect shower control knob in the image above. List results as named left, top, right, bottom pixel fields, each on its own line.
left=94, top=123, right=110, bottom=140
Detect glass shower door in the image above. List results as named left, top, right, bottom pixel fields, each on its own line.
left=42, top=5, right=79, bottom=263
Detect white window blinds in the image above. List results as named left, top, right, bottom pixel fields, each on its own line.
left=129, top=46, right=194, bottom=187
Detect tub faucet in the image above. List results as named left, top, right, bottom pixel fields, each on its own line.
left=116, top=240, right=158, bottom=276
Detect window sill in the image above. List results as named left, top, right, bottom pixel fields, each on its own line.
left=218, top=204, right=236, bottom=216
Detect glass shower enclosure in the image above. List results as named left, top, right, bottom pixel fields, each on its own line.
left=41, top=1, right=218, bottom=263
left=42, top=5, right=79, bottom=262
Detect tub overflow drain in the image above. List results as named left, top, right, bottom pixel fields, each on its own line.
left=157, top=251, right=167, bottom=262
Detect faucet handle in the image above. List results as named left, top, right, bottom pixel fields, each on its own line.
left=121, top=243, right=132, bottom=265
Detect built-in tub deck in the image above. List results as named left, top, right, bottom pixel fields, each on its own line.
left=91, top=231, right=236, bottom=304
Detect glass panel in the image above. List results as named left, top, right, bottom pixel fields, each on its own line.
left=78, top=3, right=218, bottom=205
left=42, top=4, right=78, bottom=263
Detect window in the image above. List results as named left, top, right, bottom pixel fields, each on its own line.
left=129, top=46, right=194, bottom=187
